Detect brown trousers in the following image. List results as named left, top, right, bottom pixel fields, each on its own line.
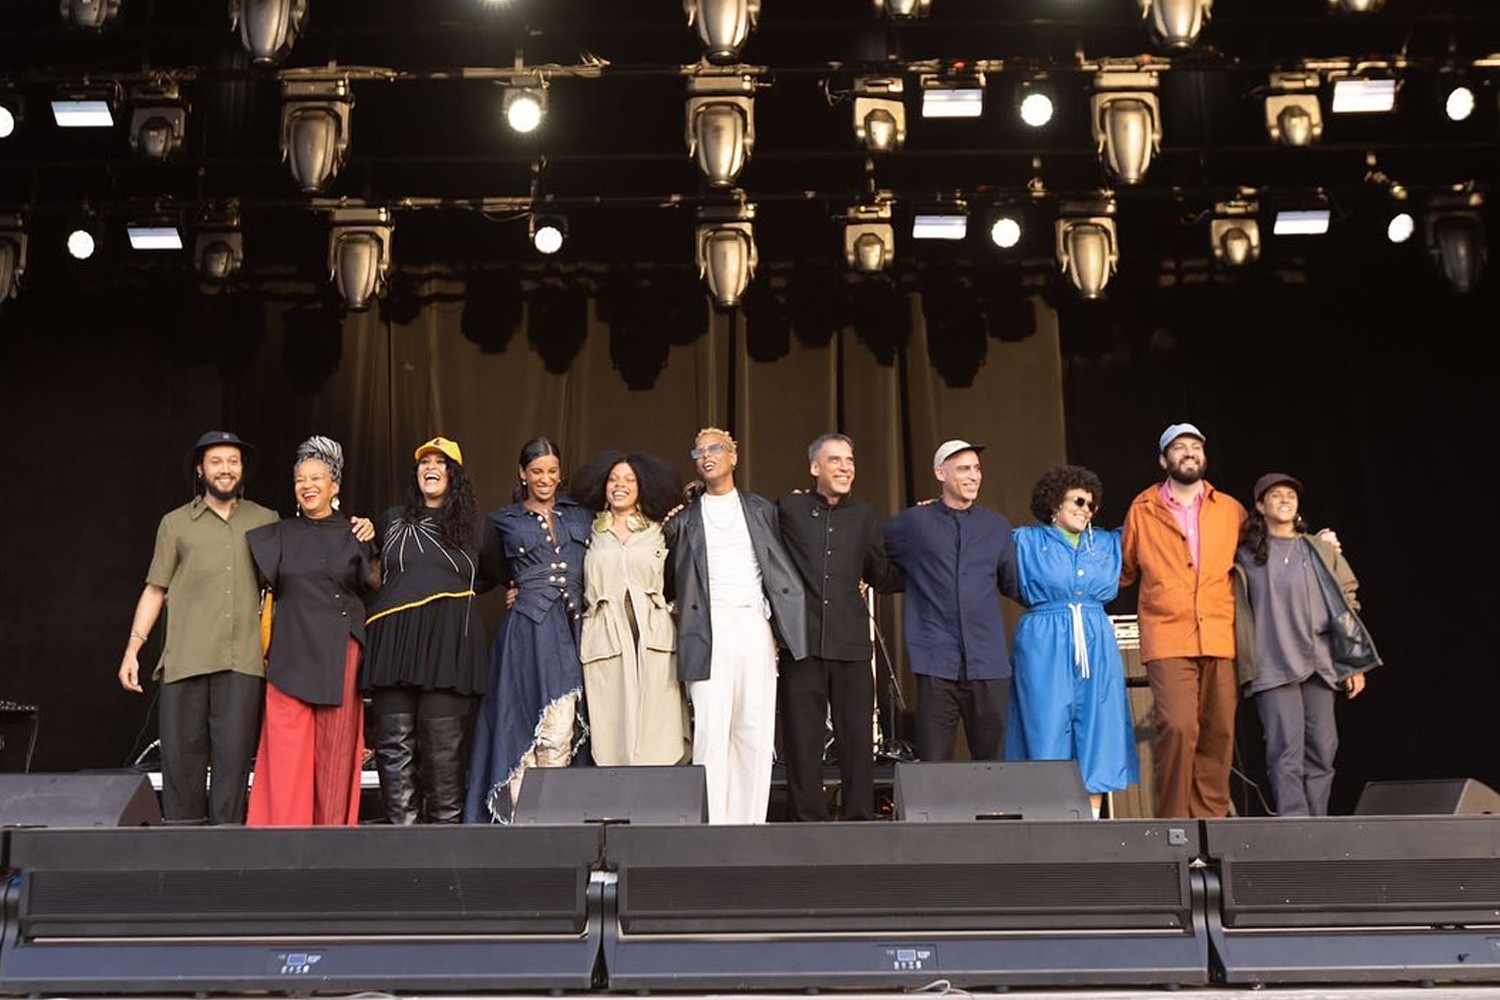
left=1146, top=656, right=1237, bottom=818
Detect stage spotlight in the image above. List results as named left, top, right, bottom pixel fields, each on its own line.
left=912, top=203, right=968, bottom=241
left=1140, top=0, right=1212, bottom=50
left=874, top=0, right=931, bottom=18
left=1330, top=74, right=1396, bottom=114
left=0, top=92, right=22, bottom=139
left=920, top=71, right=984, bottom=118
left=852, top=76, right=905, bottom=153
left=279, top=75, right=352, bottom=193
left=126, top=219, right=184, bottom=251
left=695, top=201, right=757, bottom=308
left=1017, top=80, right=1055, bottom=128
left=1327, top=0, right=1385, bottom=11
left=0, top=217, right=28, bottom=303
left=1426, top=200, right=1487, bottom=294
left=1272, top=208, right=1330, bottom=236
left=1209, top=200, right=1261, bottom=266
left=531, top=214, right=567, bottom=255
left=685, top=0, right=760, bottom=65
left=1264, top=71, right=1323, bottom=147
left=51, top=87, right=116, bottom=128
left=1055, top=201, right=1118, bottom=299
left=1386, top=211, right=1415, bottom=244
left=128, top=81, right=186, bottom=161
left=194, top=210, right=244, bottom=282
left=230, top=0, right=309, bottom=65
left=686, top=71, right=756, bottom=188
left=1091, top=69, right=1161, bottom=185
left=843, top=198, right=894, bottom=273
left=327, top=207, right=392, bottom=311
left=990, top=213, right=1022, bottom=249
left=67, top=226, right=98, bottom=260
left=61, top=0, right=122, bottom=29
left=503, top=79, right=547, bottom=134
left=1444, top=84, right=1476, bottom=122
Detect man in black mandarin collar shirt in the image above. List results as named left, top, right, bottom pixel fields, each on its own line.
left=777, top=433, right=902, bottom=821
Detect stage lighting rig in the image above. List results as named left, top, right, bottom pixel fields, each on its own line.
left=0, top=91, right=23, bottom=139
left=1091, top=67, right=1161, bottom=185
left=67, top=216, right=101, bottom=260
left=874, top=0, right=931, bottom=18
left=531, top=214, right=567, bottom=255
left=1264, top=71, right=1323, bottom=147
left=695, top=199, right=757, bottom=308
left=230, top=0, right=309, bottom=65
left=61, top=0, right=121, bottom=30
left=920, top=71, right=984, bottom=119
left=1140, top=0, right=1211, bottom=50
left=1055, top=197, right=1119, bottom=299
left=843, top=196, right=895, bottom=273
left=852, top=76, right=906, bottom=153
left=328, top=207, right=392, bottom=311
left=0, top=216, right=28, bottom=304
left=1016, top=78, right=1055, bottom=128
left=503, top=76, right=548, bottom=134
left=684, top=0, right=760, bottom=65
left=686, top=70, right=757, bottom=188
left=128, top=81, right=187, bottom=161
left=989, top=211, right=1023, bottom=249
left=193, top=207, right=244, bottom=283
left=1209, top=199, right=1261, bottom=267
left=279, top=74, right=352, bottom=193
left=1426, top=191, right=1487, bottom=294
left=1327, top=0, right=1385, bottom=12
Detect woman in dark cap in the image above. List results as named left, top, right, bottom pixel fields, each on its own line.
left=1005, top=464, right=1138, bottom=817
left=362, top=436, right=493, bottom=824
left=569, top=450, right=689, bottom=767
left=246, top=435, right=379, bottom=826
left=1234, top=473, right=1372, bottom=817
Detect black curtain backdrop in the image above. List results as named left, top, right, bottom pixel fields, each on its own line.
left=0, top=263, right=1064, bottom=777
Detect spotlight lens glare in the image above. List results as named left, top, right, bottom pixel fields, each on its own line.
left=1387, top=211, right=1415, bottom=244
left=1018, top=92, right=1054, bottom=128
left=990, top=216, right=1022, bottom=249
left=0, top=106, right=14, bottom=139
left=533, top=224, right=564, bottom=254
left=67, top=229, right=95, bottom=259
left=1445, top=85, right=1476, bottom=122
left=506, top=93, right=543, bottom=133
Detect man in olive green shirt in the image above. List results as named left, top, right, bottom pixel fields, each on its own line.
left=119, top=432, right=278, bottom=824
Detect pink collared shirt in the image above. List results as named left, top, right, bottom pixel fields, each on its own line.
left=1158, top=480, right=1203, bottom=570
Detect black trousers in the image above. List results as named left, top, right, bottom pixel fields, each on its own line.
left=158, top=670, right=263, bottom=825
left=779, top=655, right=876, bottom=821
left=914, top=674, right=1009, bottom=762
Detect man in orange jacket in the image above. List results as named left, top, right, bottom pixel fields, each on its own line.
left=1120, top=423, right=1247, bottom=818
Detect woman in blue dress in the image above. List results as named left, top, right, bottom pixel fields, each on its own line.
left=464, top=436, right=593, bottom=822
left=1005, top=464, right=1139, bottom=816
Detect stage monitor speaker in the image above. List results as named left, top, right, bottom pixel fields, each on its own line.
left=0, top=772, right=161, bottom=828
left=600, top=820, right=1208, bottom=990
left=892, top=760, right=1090, bottom=821
left=1353, top=778, right=1500, bottom=816
left=1203, top=815, right=1500, bottom=985
left=513, top=764, right=707, bottom=825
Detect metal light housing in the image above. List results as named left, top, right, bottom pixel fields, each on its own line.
left=1209, top=200, right=1261, bottom=267
left=874, top=0, right=931, bottom=18
left=686, top=72, right=756, bottom=188
left=1140, top=0, right=1212, bottom=50
left=1091, top=70, right=1161, bottom=185
left=280, top=75, right=352, bottom=193
left=1265, top=71, right=1323, bottom=147
left=229, top=0, right=309, bottom=65
left=1055, top=199, right=1119, bottom=299
left=695, top=201, right=757, bottom=308
left=61, top=0, right=122, bottom=29
left=684, top=0, right=760, bottom=65
left=1425, top=194, right=1488, bottom=294
left=328, top=207, right=392, bottom=311
left=194, top=208, right=244, bottom=283
left=843, top=198, right=895, bottom=273
left=0, top=216, right=28, bottom=303
left=128, top=81, right=187, bottom=161
left=852, top=77, right=905, bottom=153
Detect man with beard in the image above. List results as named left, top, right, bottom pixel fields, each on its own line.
left=1120, top=423, right=1247, bottom=818
left=776, top=433, right=902, bottom=821
left=883, top=439, right=1021, bottom=763
left=665, top=427, right=806, bottom=824
left=118, top=431, right=371, bottom=824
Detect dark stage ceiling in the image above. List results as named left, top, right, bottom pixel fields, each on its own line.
left=3, top=0, right=1500, bottom=281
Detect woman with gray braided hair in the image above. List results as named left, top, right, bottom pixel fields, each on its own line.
left=245, top=435, right=380, bottom=826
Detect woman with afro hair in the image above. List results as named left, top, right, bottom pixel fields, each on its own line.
left=1005, top=464, right=1139, bottom=816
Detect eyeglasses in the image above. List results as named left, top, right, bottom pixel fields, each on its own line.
left=1066, top=496, right=1099, bottom=512
left=690, top=442, right=729, bottom=460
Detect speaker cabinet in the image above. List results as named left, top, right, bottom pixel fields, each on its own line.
left=1354, top=778, right=1500, bottom=816
left=892, top=760, right=1091, bottom=821
left=513, top=765, right=707, bottom=825
left=0, top=772, right=160, bottom=828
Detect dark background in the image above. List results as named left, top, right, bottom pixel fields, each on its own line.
left=2, top=0, right=1496, bottom=815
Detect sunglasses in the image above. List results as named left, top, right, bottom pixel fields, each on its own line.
left=690, top=442, right=729, bottom=460
left=1065, top=496, right=1099, bottom=512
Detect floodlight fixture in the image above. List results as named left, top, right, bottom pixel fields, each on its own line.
left=852, top=76, right=906, bottom=153
left=874, top=0, right=931, bottom=18
left=1386, top=210, right=1415, bottom=244
left=1330, top=75, right=1397, bottom=114
left=1426, top=192, right=1487, bottom=293
left=0, top=216, right=28, bottom=303
left=920, top=72, right=984, bottom=118
left=686, top=71, right=756, bottom=188
left=1264, top=71, right=1323, bottom=147
left=843, top=197, right=895, bottom=273
left=67, top=224, right=99, bottom=260
left=126, top=220, right=184, bottom=250
left=1272, top=206, right=1331, bottom=236
left=328, top=206, right=392, bottom=311
left=1209, top=200, right=1261, bottom=266
left=1140, top=0, right=1212, bottom=50
left=503, top=77, right=547, bottom=134
left=279, top=74, right=352, bottom=193
left=1328, top=0, right=1386, bottom=11
left=1091, top=68, right=1161, bottom=185
left=695, top=200, right=757, bottom=308
left=989, top=212, right=1022, bottom=249
left=1017, top=79, right=1055, bottom=128
left=51, top=86, right=116, bottom=128
left=1055, top=197, right=1119, bottom=299
left=194, top=208, right=244, bottom=282
left=684, top=0, right=760, bottom=65
left=911, top=202, right=968, bottom=241
left=230, top=0, right=309, bottom=65
left=530, top=214, right=567, bottom=255
left=128, top=80, right=187, bottom=160
left=0, top=91, right=22, bottom=139
left=1444, top=83, right=1477, bottom=122
left=61, top=0, right=122, bottom=29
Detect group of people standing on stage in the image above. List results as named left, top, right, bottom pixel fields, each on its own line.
left=117, top=419, right=1377, bottom=828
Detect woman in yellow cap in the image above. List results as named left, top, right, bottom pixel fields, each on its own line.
left=362, top=437, right=493, bottom=823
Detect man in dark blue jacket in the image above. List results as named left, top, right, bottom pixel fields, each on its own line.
left=883, top=439, right=1021, bottom=762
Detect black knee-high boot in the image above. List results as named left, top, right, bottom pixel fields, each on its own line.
left=417, top=716, right=468, bottom=824
left=374, top=713, right=419, bottom=825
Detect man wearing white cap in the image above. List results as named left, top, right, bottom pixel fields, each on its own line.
left=1120, top=422, right=1247, bottom=818
left=883, top=439, right=1021, bottom=762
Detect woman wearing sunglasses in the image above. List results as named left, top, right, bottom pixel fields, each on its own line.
left=1004, top=464, right=1139, bottom=817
